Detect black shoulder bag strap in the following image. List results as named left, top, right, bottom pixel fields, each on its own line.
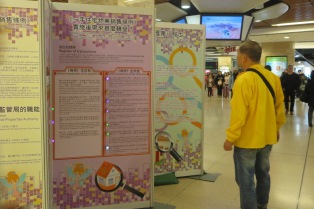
left=246, top=68, right=276, bottom=104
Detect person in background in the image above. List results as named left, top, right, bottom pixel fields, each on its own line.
left=229, top=68, right=239, bottom=98
left=215, top=71, right=224, bottom=98
left=265, top=65, right=272, bottom=71
left=224, top=72, right=230, bottom=80
left=224, top=40, right=285, bottom=209
left=207, top=73, right=215, bottom=97
left=297, top=70, right=308, bottom=100
left=304, top=70, right=314, bottom=127
left=204, top=74, right=209, bottom=90
left=280, top=65, right=301, bottom=115
left=223, top=72, right=231, bottom=98
left=280, top=69, right=287, bottom=78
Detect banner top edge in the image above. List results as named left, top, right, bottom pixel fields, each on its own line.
left=51, top=2, right=154, bottom=16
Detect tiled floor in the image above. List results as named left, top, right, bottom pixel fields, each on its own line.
left=154, top=91, right=314, bottom=209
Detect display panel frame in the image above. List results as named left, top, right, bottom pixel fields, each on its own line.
left=201, top=14, right=243, bottom=40
left=265, top=56, right=288, bottom=77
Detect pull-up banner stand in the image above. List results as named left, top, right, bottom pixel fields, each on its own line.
left=0, top=1, right=46, bottom=209
left=50, top=3, right=154, bottom=209
left=154, top=22, right=205, bottom=177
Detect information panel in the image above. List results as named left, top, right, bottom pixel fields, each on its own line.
left=0, top=1, right=43, bottom=209
left=50, top=3, right=153, bottom=209
left=104, top=68, right=150, bottom=156
left=53, top=69, right=103, bottom=159
left=154, top=23, right=205, bottom=176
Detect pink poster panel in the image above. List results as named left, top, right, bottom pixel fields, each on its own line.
left=51, top=5, right=153, bottom=209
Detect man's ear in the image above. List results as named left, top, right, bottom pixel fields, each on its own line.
left=242, top=54, right=248, bottom=62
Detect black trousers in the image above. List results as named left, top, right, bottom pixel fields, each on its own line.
left=309, top=106, right=313, bottom=125
left=208, top=87, right=213, bottom=97
left=284, top=90, right=296, bottom=112
left=217, top=85, right=223, bottom=96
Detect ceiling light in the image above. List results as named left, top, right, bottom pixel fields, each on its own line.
left=156, top=19, right=161, bottom=22
left=272, top=21, right=314, bottom=26
left=255, top=19, right=262, bottom=23
left=284, top=36, right=290, bottom=39
left=181, top=0, right=190, bottom=9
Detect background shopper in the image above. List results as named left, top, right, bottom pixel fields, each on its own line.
left=215, top=71, right=224, bottom=98
left=304, top=70, right=314, bottom=127
left=280, top=65, right=301, bottom=115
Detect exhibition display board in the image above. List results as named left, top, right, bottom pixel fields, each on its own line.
left=154, top=22, right=205, bottom=176
left=0, top=1, right=45, bottom=208
left=42, top=0, right=51, bottom=208
left=50, top=3, right=154, bottom=209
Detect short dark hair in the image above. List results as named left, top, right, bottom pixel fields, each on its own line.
left=238, top=40, right=262, bottom=63
left=265, top=65, right=272, bottom=71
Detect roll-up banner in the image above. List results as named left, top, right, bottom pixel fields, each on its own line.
left=0, top=1, right=45, bottom=209
left=50, top=3, right=154, bottom=209
left=154, top=22, right=205, bottom=177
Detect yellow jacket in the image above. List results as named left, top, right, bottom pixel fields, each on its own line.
left=226, top=64, right=286, bottom=148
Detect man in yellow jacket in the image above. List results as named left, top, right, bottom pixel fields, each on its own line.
left=224, top=41, right=286, bottom=209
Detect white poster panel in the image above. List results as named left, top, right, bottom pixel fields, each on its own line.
left=50, top=3, right=153, bottom=209
left=154, top=22, right=205, bottom=177
left=0, top=1, right=44, bottom=208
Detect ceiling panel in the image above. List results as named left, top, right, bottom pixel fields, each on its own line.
left=254, top=0, right=314, bottom=28
left=249, top=31, right=314, bottom=43
left=156, top=2, right=187, bottom=21
left=191, top=0, right=268, bottom=13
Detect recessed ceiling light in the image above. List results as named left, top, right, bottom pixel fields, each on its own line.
left=156, top=19, right=161, bottom=22
left=181, top=0, right=190, bottom=9
left=284, top=36, right=290, bottom=39
left=272, top=21, right=314, bottom=26
left=255, top=19, right=262, bottom=23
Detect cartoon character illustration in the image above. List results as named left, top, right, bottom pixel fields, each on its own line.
left=177, top=129, right=193, bottom=154
left=0, top=171, right=26, bottom=198
left=67, top=163, right=92, bottom=192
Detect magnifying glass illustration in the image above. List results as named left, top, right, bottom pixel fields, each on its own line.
left=95, top=161, right=145, bottom=198
left=155, top=131, right=182, bottom=162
